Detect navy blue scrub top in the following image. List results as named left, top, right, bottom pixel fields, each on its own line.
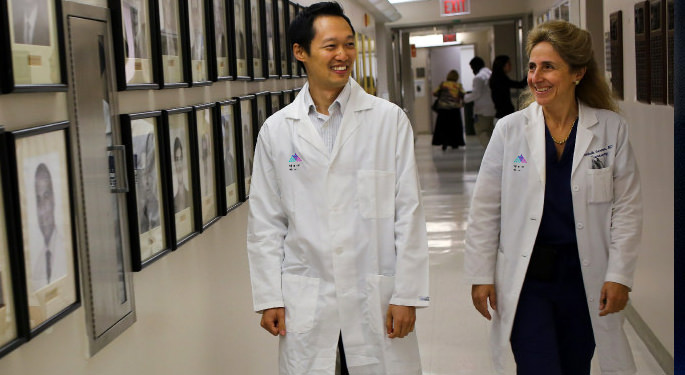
left=535, top=118, right=579, bottom=246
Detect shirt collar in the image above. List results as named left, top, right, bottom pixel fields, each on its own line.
left=303, top=80, right=352, bottom=116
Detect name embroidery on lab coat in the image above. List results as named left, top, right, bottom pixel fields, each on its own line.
left=513, top=154, right=527, bottom=172
left=584, top=144, right=613, bottom=169
left=289, top=153, right=302, bottom=171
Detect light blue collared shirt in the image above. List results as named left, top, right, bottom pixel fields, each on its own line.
left=302, top=81, right=352, bottom=154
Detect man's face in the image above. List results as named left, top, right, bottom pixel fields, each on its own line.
left=35, top=171, right=55, bottom=240
left=295, top=16, right=356, bottom=92
left=174, top=146, right=183, bottom=178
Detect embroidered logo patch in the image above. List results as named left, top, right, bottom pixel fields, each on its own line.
left=288, top=153, right=302, bottom=171
left=513, top=154, right=527, bottom=172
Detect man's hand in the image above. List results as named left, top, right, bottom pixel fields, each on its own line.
left=471, top=284, right=497, bottom=320
left=260, top=307, right=286, bottom=336
left=599, top=281, right=630, bottom=317
left=385, top=305, right=416, bottom=338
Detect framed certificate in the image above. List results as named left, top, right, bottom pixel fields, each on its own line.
left=216, top=100, right=241, bottom=214
left=162, top=107, right=199, bottom=247
left=236, top=95, right=255, bottom=200
left=111, top=0, right=159, bottom=90
left=193, top=103, right=220, bottom=228
left=0, top=0, right=67, bottom=93
left=6, top=122, right=80, bottom=335
left=120, top=111, right=171, bottom=271
left=154, top=0, right=188, bottom=88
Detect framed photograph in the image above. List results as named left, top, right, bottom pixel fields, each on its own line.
left=290, top=87, right=300, bottom=103
left=212, top=0, right=233, bottom=80
left=0, top=127, right=25, bottom=358
left=185, top=0, right=211, bottom=85
left=120, top=111, right=171, bottom=271
left=217, top=100, right=241, bottom=213
left=0, top=0, right=67, bottom=93
left=635, top=1, right=650, bottom=103
left=296, top=4, right=306, bottom=77
left=111, top=0, right=159, bottom=90
left=237, top=95, right=255, bottom=199
left=193, top=103, right=219, bottom=227
left=254, top=92, right=269, bottom=146
left=6, top=122, right=79, bottom=335
left=231, top=0, right=249, bottom=79
left=162, top=107, right=198, bottom=247
left=276, top=0, right=289, bottom=78
left=247, top=0, right=265, bottom=80
left=268, top=91, right=283, bottom=115
left=154, top=0, right=189, bottom=88
left=288, top=1, right=299, bottom=78
left=282, top=89, right=293, bottom=106
left=263, top=0, right=278, bottom=78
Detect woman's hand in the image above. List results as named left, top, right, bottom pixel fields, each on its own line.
left=471, top=284, right=497, bottom=320
left=599, top=281, right=630, bottom=316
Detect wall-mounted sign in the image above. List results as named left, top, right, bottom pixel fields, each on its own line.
left=440, top=0, right=470, bottom=17
left=443, top=33, right=457, bottom=42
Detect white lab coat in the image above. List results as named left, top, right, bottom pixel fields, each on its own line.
left=465, top=101, right=642, bottom=375
left=247, top=79, right=429, bottom=375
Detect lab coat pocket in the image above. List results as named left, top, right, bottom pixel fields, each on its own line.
left=587, top=167, right=613, bottom=203
left=357, top=170, right=395, bottom=219
left=365, top=274, right=395, bottom=335
left=282, top=273, right=319, bottom=333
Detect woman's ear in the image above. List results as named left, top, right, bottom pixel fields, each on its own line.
left=575, top=66, right=587, bottom=82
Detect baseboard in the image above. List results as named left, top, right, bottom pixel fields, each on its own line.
left=624, top=304, right=674, bottom=375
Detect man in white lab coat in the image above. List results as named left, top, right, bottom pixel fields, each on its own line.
left=246, top=3, right=429, bottom=374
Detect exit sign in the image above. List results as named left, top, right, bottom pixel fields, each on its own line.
left=440, top=0, right=470, bottom=16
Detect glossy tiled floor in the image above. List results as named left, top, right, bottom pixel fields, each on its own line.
left=413, top=134, right=665, bottom=375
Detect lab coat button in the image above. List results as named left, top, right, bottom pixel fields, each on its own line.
left=572, top=185, right=580, bottom=192
left=589, top=297, right=594, bottom=302
left=582, top=259, right=590, bottom=266
left=576, top=222, right=584, bottom=229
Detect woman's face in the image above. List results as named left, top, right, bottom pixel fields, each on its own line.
left=527, top=42, right=584, bottom=110
left=504, top=61, right=512, bottom=73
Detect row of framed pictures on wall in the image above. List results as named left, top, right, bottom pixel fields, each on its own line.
left=0, top=0, right=306, bottom=94
left=0, top=88, right=301, bottom=358
left=112, top=0, right=308, bottom=90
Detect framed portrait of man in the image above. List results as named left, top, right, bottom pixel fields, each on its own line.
left=0, top=0, right=67, bottom=93
left=163, top=107, right=198, bottom=246
left=296, top=4, right=306, bottom=77
left=217, top=100, right=241, bottom=213
left=186, top=0, right=210, bottom=85
left=263, top=0, right=278, bottom=78
left=287, top=1, right=299, bottom=78
left=120, top=112, right=171, bottom=271
left=268, top=91, right=283, bottom=115
left=193, top=104, right=219, bottom=228
left=282, top=89, right=293, bottom=106
left=237, top=95, right=255, bottom=200
left=111, top=0, right=158, bottom=90
left=231, top=0, right=249, bottom=79
left=7, top=122, right=79, bottom=334
left=247, top=0, right=265, bottom=80
left=254, top=92, right=268, bottom=146
left=155, top=0, right=188, bottom=88
left=212, top=0, right=233, bottom=80
left=276, top=0, right=289, bottom=78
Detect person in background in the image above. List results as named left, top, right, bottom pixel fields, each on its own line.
left=465, top=20, right=642, bottom=375
left=489, top=55, right=527, bottom=122
left=246, top=2, right=429, bottom=374
left=464, top=57, right=496, bottom=148
left=432, top=69, right=466, bottom=150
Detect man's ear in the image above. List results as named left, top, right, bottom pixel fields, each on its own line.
left=293, top=43, right=307, bottom=63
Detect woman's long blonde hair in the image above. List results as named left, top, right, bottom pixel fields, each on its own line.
left=520, top=20, right=617, bottom=112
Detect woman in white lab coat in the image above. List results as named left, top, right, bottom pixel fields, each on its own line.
left=465, top=21, right=642, bottom=375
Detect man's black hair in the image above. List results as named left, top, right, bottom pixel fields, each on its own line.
left=287, top=2, right=355, bottom=72
left=469, top=57, right=486, bottom=73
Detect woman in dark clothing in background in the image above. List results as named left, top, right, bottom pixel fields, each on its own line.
left=489, top=55, right=527, bottom=121
left=432, top=69, right=466, bottom=150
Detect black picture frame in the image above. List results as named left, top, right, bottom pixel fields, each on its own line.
left=635, top=1, right=651, bottom=104
left=183, top=0, right=211, bottom=86
left=247, top=0, right=265, bottom=81
left=0, top=0, right=68, bottom=93
left=291, top=87, right=301, bottom=102
left=0, top=127, right=27, bottom=359
left=254, top=92, right=269, bottom=146
left=263, top=0, right=278, bottom=79
left=6, top=122, right=80, bottom=337
left=120, top=111, right=172, bottom=271
left=276, top=0, right=289, bottom=78
left=152, top=0, right=190, bottom=88
left=230, top=0, right=249, bottom=79
left=287, top=1, right=299, bottom=78
left=192, top=103, right=221, bottom=228
left=216, top=100, right=242, bottom=214
left=211, top=0, right=234, bottom=81
left=282, top=88, right=293, bottom=106
left=236, top=95, right=255, bottom=200
left=110, top=0, right=160, bottom=90
left=161, top=107, right=199, bottom=248
left=268, top=90, right=283, bottom=115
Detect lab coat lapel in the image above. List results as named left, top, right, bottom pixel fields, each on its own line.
left=572, top=102, right=597, bottom=176
left=284, top=83, right=330, bottom=159
left=524, top=103, right=546, bottom=184
left=329, top=80, right=372, bottom=161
